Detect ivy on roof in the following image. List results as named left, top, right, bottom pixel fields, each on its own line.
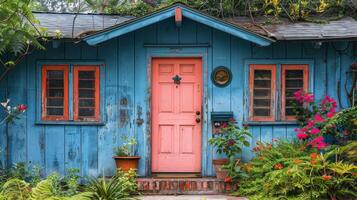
left=109, top=0, right=357, bottom=22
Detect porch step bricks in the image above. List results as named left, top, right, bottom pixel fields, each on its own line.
left=137, top=178, right=238, bottom=195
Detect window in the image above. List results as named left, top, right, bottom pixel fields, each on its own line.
left=41, top=64, right=101, bottom=122
left=41, top=65, right=69, bottom=121
left=249, top=65, right=276, bottom=121
left=281, top=65, right=309, bottom=120
left=249, top=64, right=309, bottom=122
left=73, top=66, right=100, bottom=121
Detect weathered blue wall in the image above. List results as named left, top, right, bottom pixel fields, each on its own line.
left=0, top=17, right=355, bottom=177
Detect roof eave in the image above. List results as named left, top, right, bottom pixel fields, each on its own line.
left=83, top=3, right=274, bottom=46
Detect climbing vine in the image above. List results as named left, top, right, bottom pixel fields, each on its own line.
left=105, top=0, right=357, bottom=21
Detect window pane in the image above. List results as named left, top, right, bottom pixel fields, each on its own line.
left=47, top=108, right=63, bottom=116
left=47, top=71, right=63, bottom=79
left=78, top=80, right=95, bottom=88
left=79, top=108, right=95, bottom=116
left=48, top=79, right=64, bottom=88
left=253, top=109, right=270, bottom=116
left=285, top=69, right=304, bottom=116
left=46, top=70, right=64, bottom=116
left=48, top=89, right=64, bottom=97
left=79, top=89, right=95, bottom=98
left=79, top=71, right=95, bottom=79
left=254, top=99, right=270, bottom=107
left=286, top=70, right=303, bottom=78
left=79, top=99, right=95, bottom=107
left=77, top=70, right=97, bottom=118
left=47, top=98, right=64, bottom=106
left=253, top=70, right=272, bottom=117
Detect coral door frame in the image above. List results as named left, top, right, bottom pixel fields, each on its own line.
left=146, top=47, right=209, bottom=176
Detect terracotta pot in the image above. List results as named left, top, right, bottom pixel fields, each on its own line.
left=113, top=156, right=140, bottom=172
left=212, top=158, right=229, bottom=180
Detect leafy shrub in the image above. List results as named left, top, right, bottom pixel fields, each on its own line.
left=208, top=118, right=251, bottom=182
left=235, top=140, right=357, bottom=199
left=114, top=136, right=137, bottom=157
left=86, top=169, right=137, bottom=200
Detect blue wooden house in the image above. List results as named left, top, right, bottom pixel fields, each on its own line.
left=0, top=3, right=356, bottom=179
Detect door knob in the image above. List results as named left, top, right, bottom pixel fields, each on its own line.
left=195, top=111, right=201, bottom=123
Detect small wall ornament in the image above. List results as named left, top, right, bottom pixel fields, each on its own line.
left=211, top=66, right=232, bottom=87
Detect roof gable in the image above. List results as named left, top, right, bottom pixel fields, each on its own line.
left=83, top=3, right=274, bottom=46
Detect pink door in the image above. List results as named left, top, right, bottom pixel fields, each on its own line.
left=152, top=58, right=202, bottom=173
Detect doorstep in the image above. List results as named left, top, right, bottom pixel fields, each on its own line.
left=137, top=178, right=238, bottom=195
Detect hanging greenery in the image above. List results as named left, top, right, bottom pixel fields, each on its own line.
left=0, top=0, right=47, bottom=81
left=99, top=0, right=357, bottom=21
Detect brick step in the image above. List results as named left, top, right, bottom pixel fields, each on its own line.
left=137, top=178, right=238, bottom=195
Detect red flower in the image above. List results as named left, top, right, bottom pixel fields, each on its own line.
left=310, top=153, right=318, bottom=159
left=273, top=163, right=284, bottom=170
left=322, top=175, right=332, bottom=181
left=297, top=133, right=308, bottom=140
left=272, top=138, right=279, bottom=142
left=310, top=128, right=320, bottom=135
left=221, top=122, right=227, bottom=128
left=224, top=176, right=232, bottom=183
left=229, top=118, right=235, bottom=123
left=17, top=104, right=27, bottom=112
left=226, top=139, right=236, bottom=147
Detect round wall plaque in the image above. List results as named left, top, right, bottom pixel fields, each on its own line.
left=211, top=66, right=232, bottom=87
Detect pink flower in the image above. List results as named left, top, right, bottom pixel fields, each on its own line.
left=314, top=114, right=324, bottom=123
left=326, top=112, right=334, bottom=118
left=310, top=128, right=320, bottom=135
left=306, top=120, right=315, bottom=129
left=303, top=93, right=314, bottom=103
left=309, top=136, right=328, bottom=150
left=294, top=90, right=303, bottom=102
left=297, top=133, right=308, bottom=140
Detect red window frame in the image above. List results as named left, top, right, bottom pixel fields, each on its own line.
left=249, top=64, right=276, bottom=122
left=281, top=64, right=309, bottom=121
left=41, top=65, right=69, bottom=121
left=73, top=66, right=100, bottom=121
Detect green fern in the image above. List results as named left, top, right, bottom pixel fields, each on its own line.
left=0, top=178, right=30, bottom=200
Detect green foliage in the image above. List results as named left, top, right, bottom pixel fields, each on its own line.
left=86, top=169, right=138, bottom=200
left=320, top=106, right=357, bottom=141
left=0, top=168, right=91, bottom=200
left=208, top=119, right=251, bottom=159
left=114, top=136, right=137, bottom=157
left=92, top=0, right=357, bottom=21
left=0, top=0, right=45, bottom=57
left=0, top=163, right=42, bottom=187
left=235, top=140, right=357, bottom=199
left=0, top=178, right=30, bottom=200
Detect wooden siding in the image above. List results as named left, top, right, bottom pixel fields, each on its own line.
left=0, top=17, right=355, bottom=177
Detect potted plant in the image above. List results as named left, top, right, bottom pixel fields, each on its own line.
left=113, top=136, right=140, bottom=172
left=208, top=118, right=251, bottom=180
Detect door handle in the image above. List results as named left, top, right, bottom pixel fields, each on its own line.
left=195, top=111, right=201, bottom=123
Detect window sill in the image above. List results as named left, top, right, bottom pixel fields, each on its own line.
left=243, top=121, right=299, bottom=126
left=35, top=121, right=105, bottom=126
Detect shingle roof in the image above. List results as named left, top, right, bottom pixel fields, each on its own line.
left=34, top=11, right=357, bottom=41
left=227, top=16, right=357, bottom=40
left=33, top=12, right=133, bottom=39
